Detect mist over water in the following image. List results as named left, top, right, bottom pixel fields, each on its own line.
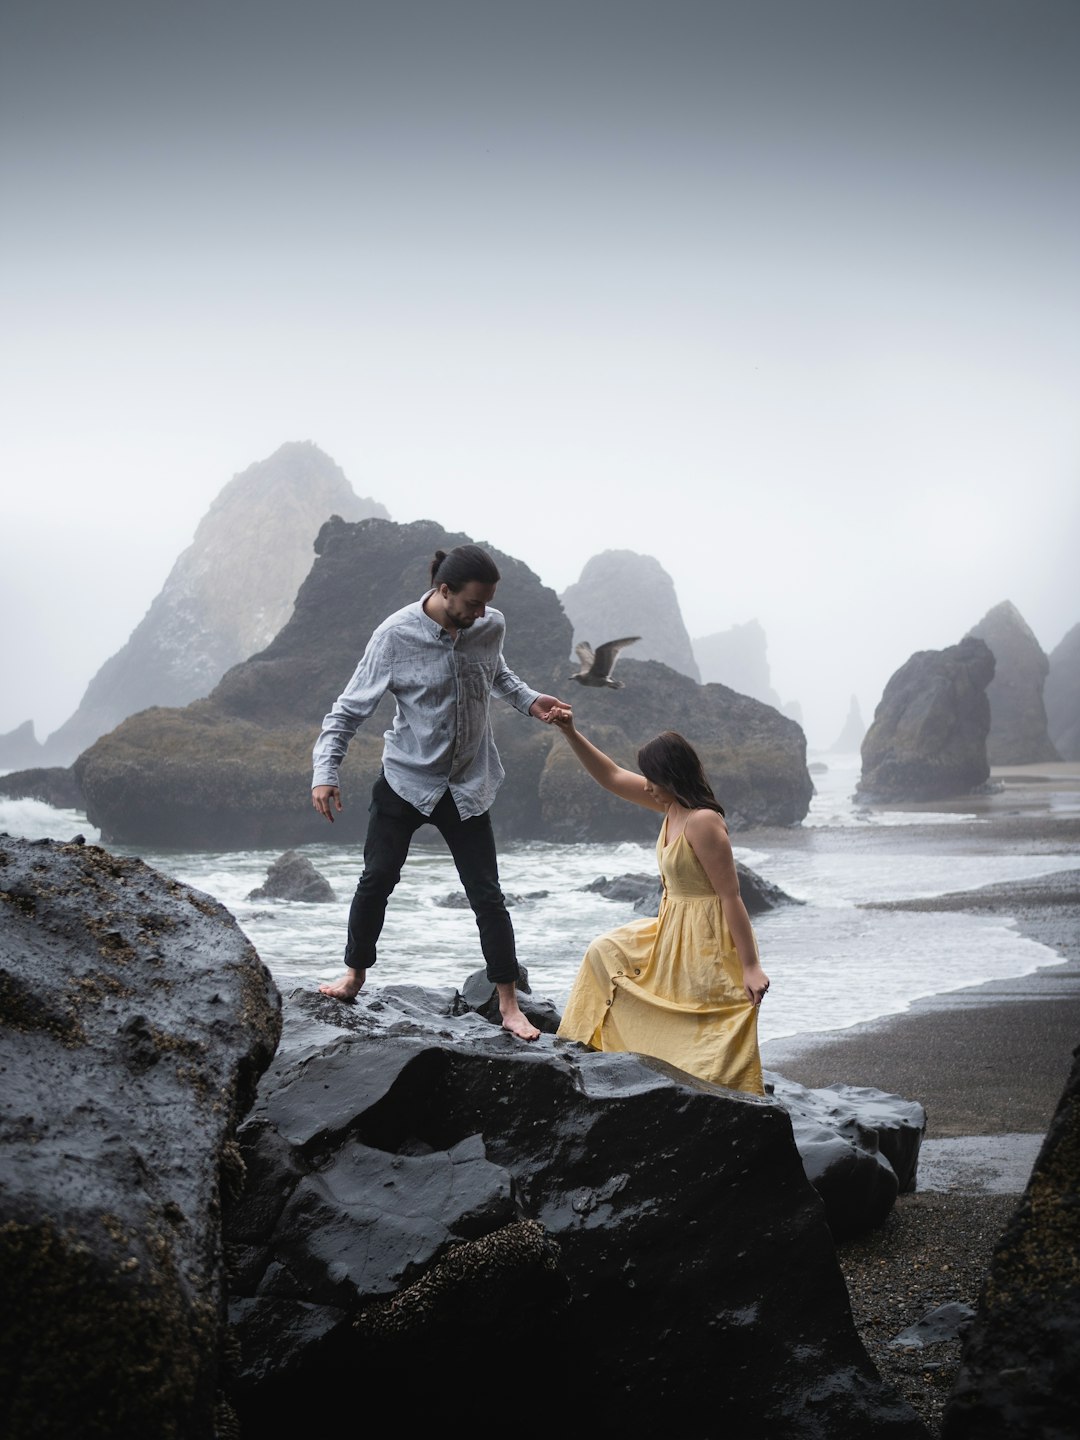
left=4, top=756, right=1073, bottom=1047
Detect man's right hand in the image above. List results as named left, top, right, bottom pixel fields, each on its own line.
left=312, top=785, right=343, bottom=822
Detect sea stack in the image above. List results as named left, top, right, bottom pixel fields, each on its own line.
left=966, top=601, right=1058, bottom=765
left=857, top=637, right=995, bottom=802
left=37, top=441, right=388, bottom=766
left=561, top=550, right=700, bottom=682
left=1045, top=622, right=1080, bottom=761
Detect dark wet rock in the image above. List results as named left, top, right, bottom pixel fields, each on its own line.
left=765, top=1073, right=927, bottom=1239
left=0, top=765, right=83, bottom=810
left=890, top=1302, right=975, bottom=1350
left=540, top=664, right=812, bottom=839
left=967, top=601, right=1058, bottom=765
left=434, top=889, right=549, bottom=909
left=0, top=835, right=281, bottom=1439
left=561, top=549, right=700, bottom=682
left=38, top=442, right=388, bottom=767
left=1045, top=621, right=1080, bottom=761
left=247, top=849, right=335, bottom=903
left=858, top=638, right=995, bottom=802
left=0, top=720, right=44, bottom=770
left=224, top=985, right=927, bottom=1438
left=582, top=863, right=800, bottom=918
left=458, top=966, right=561, bottom=1035
left=942, top=1042, right=1080, bottom=1440
left=76, top=518, right=811, bottom=849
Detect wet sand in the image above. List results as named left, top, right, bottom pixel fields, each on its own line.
left=758, top=765, right=1080, bottom=1436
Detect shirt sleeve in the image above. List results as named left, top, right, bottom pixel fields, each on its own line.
left=311, top=631, right=393, bottom=788
left=491, top=653, right=541, bottom=717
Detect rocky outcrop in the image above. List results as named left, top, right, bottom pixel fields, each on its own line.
left=0, top=720, right=43, bottom=771
left=39, top=442, right=387, bottom=766
left=694, top=619, right=783, bottom=706
left=539, top=662, right=812, bottom=838
left=224, top=985, right=927, bottom=1438
left=74, top=519, right=812, bottom=848
left=765, top=1073, right=925, bottom=1239
left=857, top=638, right=995, bottom=803
left=829, top=695, right=867, bottom=753
left=1045, top=622, right=1080, bottom=761
left=0, top=836, right=281, bottom=1439
left=561, top=550, right=700, bottom=682
left=0, top=765, right=83, bottom=810
left=247, top=850, right=335, bottom=903
left=581, top=862, right=800, bottom=917
left=966, top=601, right=1058, bottom=765
left=942, top=1043, right=1080, bottom=1439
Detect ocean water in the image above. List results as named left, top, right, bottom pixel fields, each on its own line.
left=2, top=754, right=1075, bottom=1046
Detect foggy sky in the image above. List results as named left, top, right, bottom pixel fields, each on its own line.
left=3, top=0, right=1078, bottom=749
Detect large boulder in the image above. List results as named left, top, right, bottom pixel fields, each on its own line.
left=942, top=1043, right=1080, bottom=1438
left=561, top=549, right=701, bottom=682
left=857, top=638, right=995, bottom=803
left=75, top=519, right=811, bottom=848
left=539, top=661, right=813, bottom=837
left=38, top=442, right=387, bottom=766
left=966, top=601, right=1058, bottom=765
left=0, top=835, right=281, bottom=1439
left=224, top=986, right=927, bottom=1438
left=247, top=850, right=335, bottom=903
left=1045, top=622, right=1080, bottom=761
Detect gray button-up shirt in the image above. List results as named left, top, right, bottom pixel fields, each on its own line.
left=311, top=593, right=540, bottom=818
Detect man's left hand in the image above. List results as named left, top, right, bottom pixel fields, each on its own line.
left=529, top=693, right=569, bottom=720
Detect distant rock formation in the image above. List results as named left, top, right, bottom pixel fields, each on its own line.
left=561, top=551, right=700, bottom=682
left=857, top=637, right=995, bottom=802
left=73, top=518, right=812, bottom=849
left=829, top=695, right=867, bottom=753
left=39, top=442, right=387, bottom=766
left=0, top=835, right=280, bottom=1437
left=1045, top=623, right=1080, bottom=761
left=0, top=719, right=43, bottom=771
left=966, top=601, right=1058, bottom=765
left=694, top=620, right=781, bottom=707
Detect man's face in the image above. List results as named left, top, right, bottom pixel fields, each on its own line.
left=442, top=580, right=496, bottom=629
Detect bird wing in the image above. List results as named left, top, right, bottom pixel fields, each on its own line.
left=574, top=642, right=595, bottom=669
left=591, top=636, right=641, bottom=678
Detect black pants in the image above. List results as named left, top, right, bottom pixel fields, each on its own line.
left=344, top=773, right=519, bottom=984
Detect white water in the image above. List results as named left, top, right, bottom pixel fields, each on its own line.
left=2, top=755, right=1075, bottom=1045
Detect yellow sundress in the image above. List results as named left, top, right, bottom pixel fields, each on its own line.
left=557, top=819, right=764, bottom=1095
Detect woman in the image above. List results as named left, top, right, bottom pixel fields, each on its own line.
left=547, top=708, right=769, bottom=1095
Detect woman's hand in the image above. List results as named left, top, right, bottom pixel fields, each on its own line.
left=742, top=961, right=770, bottom=1007
left=545, top=704, right=576, bottom=730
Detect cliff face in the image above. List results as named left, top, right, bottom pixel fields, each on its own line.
left=561, top=550, right=700, bottom=682
left=1045, top=622, right=1080, bottom=761
left=858, top=637, right=995, bottom=802
left=42, top=442, right=387, bottom=765
left=75, top=518, right=812, bottom=848
left=967, top=601, right=1058, bottom=765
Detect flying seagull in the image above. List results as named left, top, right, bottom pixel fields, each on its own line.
left=571, top=636, right=641, bottom=689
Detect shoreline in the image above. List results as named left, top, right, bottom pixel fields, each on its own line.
left=758, top=838, right=1079, bottom=1436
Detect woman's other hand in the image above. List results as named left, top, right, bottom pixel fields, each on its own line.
left=742, top=962, right=770, bottom=1007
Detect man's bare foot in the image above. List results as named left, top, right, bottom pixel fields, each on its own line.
left=496, top=981, right=539, bottom=1040
left=319, top=969, right=366, bottom=1002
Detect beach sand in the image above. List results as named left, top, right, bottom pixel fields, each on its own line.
left=758, top=765, right=1080, bottom=1435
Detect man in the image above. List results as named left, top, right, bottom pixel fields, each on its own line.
left=312, top=543, right=564, bottom=1039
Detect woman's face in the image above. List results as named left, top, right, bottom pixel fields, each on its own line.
left=642, top=774, right=677, bottom=807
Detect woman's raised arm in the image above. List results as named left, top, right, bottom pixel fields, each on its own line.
left=545, top=706, right=666, bottom=811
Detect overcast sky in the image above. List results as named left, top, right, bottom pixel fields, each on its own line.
left=3, top=0, right=1078, bottom=749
